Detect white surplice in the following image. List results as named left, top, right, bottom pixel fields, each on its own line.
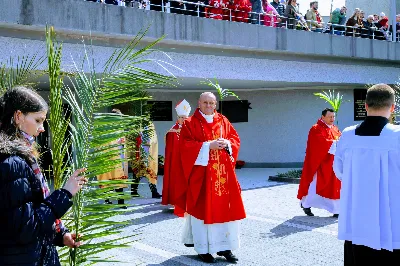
left=301, top=139, right=340, bottom=214
left=181, top=110, right=240, bottom=254
left=334, top=124, right=400, bottom=251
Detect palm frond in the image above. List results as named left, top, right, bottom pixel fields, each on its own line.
left=314, top=90, right=347, bottom=126
left=57, top=27, right=178, bottom=265
left=0, top=50, right=45, bottom=94
left=200, top=78, right=240, bottom=101
left=46, top=25, right=72, bottom=189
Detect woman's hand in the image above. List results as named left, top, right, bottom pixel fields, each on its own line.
left=63, top=233, right=82, bottom=248
left=63, top=168, right=87, bottom=196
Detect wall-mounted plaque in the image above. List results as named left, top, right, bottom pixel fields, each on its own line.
left=147, top=101, right=173, bottom=121
left=217, top=100, right=249, bottom=123
left=354, top=89, right=367, bottom=121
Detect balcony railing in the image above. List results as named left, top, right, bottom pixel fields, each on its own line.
left=88, top=0, right=398, bottom=42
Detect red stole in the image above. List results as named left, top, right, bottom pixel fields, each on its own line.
left=178, top=108, right=246, bottom=224
left=297, top=120, right=342, bottom=200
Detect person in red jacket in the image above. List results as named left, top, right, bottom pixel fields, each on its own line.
left=297, top=108, right=342, bottom=217
left=209, top=0, right=226, bottom=20
left=161, top=99, right=191, bottom=217
left=223, top=0, right=235, bottom=21
left=234, top=0, right=251, bottom=22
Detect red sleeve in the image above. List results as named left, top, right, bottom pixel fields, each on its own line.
left=225, top=118, right=240, bottom=162
left=179, top=119, right=204, bottom=180
left=163, top=132, right=175, bottom=180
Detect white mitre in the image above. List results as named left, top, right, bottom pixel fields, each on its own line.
left=175, top=99, right=191, bottom=116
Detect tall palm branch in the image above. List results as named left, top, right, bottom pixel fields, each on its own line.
left=46, top=26, right=72, bottom=190
left=56, top=28, right=178, bottom=265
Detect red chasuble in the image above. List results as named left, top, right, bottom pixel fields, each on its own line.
left=161, top=123, right=185, bottom=217
left=297, top=120, right=342, bottom=200
left=177, top=108, right=246, bottom=224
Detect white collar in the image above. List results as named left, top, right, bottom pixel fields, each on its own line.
left=320, top=119, right=332, bottom=128
left=199, top=110, right=214, bottom=123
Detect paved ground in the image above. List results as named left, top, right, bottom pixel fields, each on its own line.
left=97, top=168, right=344, bottom=266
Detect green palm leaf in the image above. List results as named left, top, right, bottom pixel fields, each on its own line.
left=55, top=27, right=178, bottom=265
left=46, top=26, right=71, bottom=189
left=314, top=90, right=345, bottom=126
left=0, top=52, right=45, bottom=94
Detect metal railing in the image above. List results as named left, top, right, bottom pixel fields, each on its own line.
left=88, top=0, right=398, bottom=42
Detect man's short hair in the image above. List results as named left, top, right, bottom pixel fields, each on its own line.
left=310, top=1, right=317, bottom=7
left=322, top=108, right=334, bottom=116
left=366, top=84, right=395, bottom=110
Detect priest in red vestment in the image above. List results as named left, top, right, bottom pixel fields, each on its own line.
left=297, top=108, right=342, bottom=217
left=177, top=92, right=245, bottom=264
left=161, top=99, right=191, bottom=217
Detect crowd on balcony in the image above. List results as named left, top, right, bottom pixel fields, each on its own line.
left=86, top=0, right=400, bottom=41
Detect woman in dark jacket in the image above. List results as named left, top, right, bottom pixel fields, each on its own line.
left=0, top=87, right=86, bottom=265
left=284, top=0, right=298, bottom=29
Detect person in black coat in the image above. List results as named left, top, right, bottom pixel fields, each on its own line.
left=0, top=87, right=86, bottom=266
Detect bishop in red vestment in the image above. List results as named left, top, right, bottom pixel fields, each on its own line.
left=177, top=92, right=245, bottom=264
left=297, top=108, right=342, bottom=217
left=161, top=99, right=191, bottom=217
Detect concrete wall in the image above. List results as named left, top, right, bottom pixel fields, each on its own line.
left=0, top=36, right=399, bottom=89
left=1, top=0, right=400, bottom=63
left=151, top=89, right=357, bottom=165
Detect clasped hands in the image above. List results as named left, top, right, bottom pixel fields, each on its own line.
left=209, top=138, right=229, bottom=150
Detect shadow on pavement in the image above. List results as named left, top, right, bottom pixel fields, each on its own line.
left=264, top=215, right=337, bottom=238
left=123, top=205, right=177, bottom=226
left=147, top=255, right=235, bottom=266
left=242, top=182, right=290, bottom=192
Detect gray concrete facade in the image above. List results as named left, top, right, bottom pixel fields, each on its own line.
left=2, top=0, right=400, bottom=63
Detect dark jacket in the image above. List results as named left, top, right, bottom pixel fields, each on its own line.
left=270, top=1, right=285, bottom=16
left=284, top=4, right=297, bottom=29
left=0, top=134, right=72, bottom=266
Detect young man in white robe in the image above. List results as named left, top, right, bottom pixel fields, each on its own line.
left=334, top=83, right=400, bottom=265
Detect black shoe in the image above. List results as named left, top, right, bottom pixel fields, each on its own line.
left=184, top=243, right=194, bottom=247
left=301, top=204, right=314, bottom=216
left=118, top=199, right=125, bottom=205
left=333, top=214, right=339, bottom=218
left=152, top=192, right=162, bottom=199
left=198, top=253, right=216, bottom=263
left=217, top=250, right=238, bottom=263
